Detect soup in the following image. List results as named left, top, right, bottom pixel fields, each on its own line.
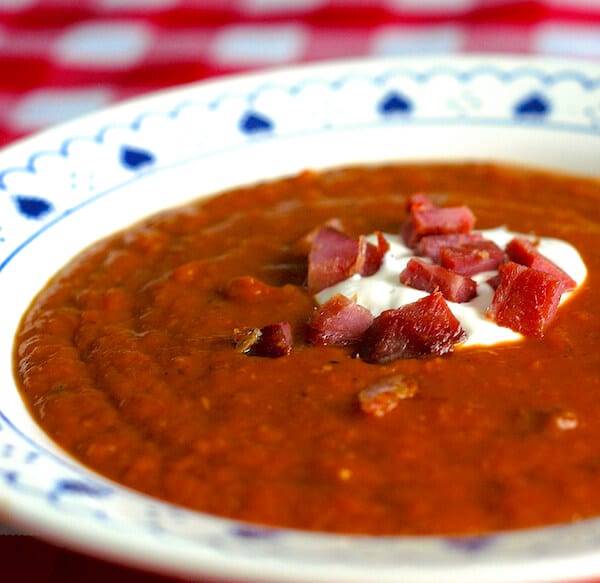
left=13, top=162, right=600, bottom=535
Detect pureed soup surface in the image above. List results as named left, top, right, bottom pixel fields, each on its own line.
left=13, top=163, right=600, bottom=535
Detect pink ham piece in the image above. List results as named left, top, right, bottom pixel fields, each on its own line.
left=358, top=374, right=419, bottom=417
left=357, top=233, right=389, bottom=277
left=439, top=239, right=505, bottom=276
left=403, top=205, right=476, bottom=247
left=413, top=206, right=475, bottom=237
left=307, top=294, right=374, bottom=346
left=417, top=232, right=484, bottom=262
left=506, top=237, right=576, bottom=291
left=293, top=218, right=345, bottom=255
left=374, top=231, right=391, bottom=259
left=307, top=227, right=387, bottom=294
left=358, top=292, right=467, bottom=363
left=402, top=192, right=435, bottom=247
left=400, top=257, right=477, bottom=303
left=234, top=322, right=293, bottom=357
left=406, top=192, right=436, bottom=212
left=486, top=262, right=565, bottom=338
left=307, top=227, right=361, bottom=294
left=486, top=272, right=502, bottom=290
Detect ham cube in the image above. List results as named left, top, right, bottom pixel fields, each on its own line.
left=307, top=294, right=374, bottom=346
left=358, top=374, right=419, bottom=417
left=486, top=272, right=502, bottom=290
left=439, top=239, right=505, bottom=276
left=234, top=322, right=293, bottom=357
left=402, top=205, right=476, bottom=247
left=357, top=233, right=389, bottom=278
left=358, top=292, right=466, bottom=363
left=417, top=232, right=484, bottom=262
left=307, top=227, right=385, bottom=294
left=400, top=258, right=477, bottom=303
left=307, top=228, right=360, bottom=294
left=293, top=218, right=345, bottom=255
left=400, top=220, right=417, bottom=248
left=402, top=193, right=436, bottom=247
left=406, top=192, right=436, bottom=212
left=486, top=262, right=565, bottom=338
left=374, top=231, right=391, bottom=260
left=506, top=237, right=576, bottom=291
left=413, top=206, right=475, bottom=237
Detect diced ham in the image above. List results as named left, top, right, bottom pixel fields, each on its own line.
left=355, top=236, right=377, bottom=277
left=413, top=206, right=475, bottom=236
left=307, top=294, right=374, bottom=346
left=358, top=374, right=419, bottom=417
left=406, top=192, right=436, bottom=212
left=359, top=232, right=390, bottom=277
left=402, top=205, right=476, bottom=247
left=486, top=272, right=502, bottom=290
left=307, top=227, right=360, bottom=294
left=358, top=292, right=467, bottom=363
left=402, top=193, right=436, bottom=246
left=416, top=232, right=484, bottom=262
left=439, top=239, right=505, bottom=276
left=293, top=218, right=345, bottom=255
left=400, top=258, right=477, bottom=303
left=506, top=237, right=576, bottom=291
left=375, top=231, right=391, bottom=256
left=307, top=227, right=385, bottom=294
left=486, top=262, right=565, bottom=338
left=233, top=322, right=293, bottom=357
left=400, top=220, right=417, bottom=248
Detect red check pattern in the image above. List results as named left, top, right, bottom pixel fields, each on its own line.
left=1, top=0, right=600, bottom=148
left=1, top=0, right=600, bottom=580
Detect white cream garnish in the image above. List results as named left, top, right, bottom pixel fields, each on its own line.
left=315, top=227, right=587, bottom=347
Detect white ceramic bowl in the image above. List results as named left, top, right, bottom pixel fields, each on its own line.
left=1, top=55, right=600, bottom=583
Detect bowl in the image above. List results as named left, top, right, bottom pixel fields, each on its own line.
left=1, top=55, right=600, bottom=583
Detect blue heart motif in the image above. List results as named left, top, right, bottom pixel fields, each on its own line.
left=514, top=93, right=551, bottom=117
left=240, top=112, right=274, bottom=134
left=379, top=92, right=414, bottom=115
left=233, top=525, right=279, bottom=539
left=445, top=536, right=494, bottom=553
left=14, top=195, right=53, bottom=219
left=52, top=479, right=113, bottom=499
left=120, top=146, right=155, bottom=170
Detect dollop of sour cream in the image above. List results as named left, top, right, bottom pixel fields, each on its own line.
left=315, top=227, right=587, bottom=347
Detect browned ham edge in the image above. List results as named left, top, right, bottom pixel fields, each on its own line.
left=402, top=193, right=476, bottom=247
left=406, top=192, right=436, bottom=212
left=359, top=374, right=420, bottom=417
left=306, top=227, right=386, bottom=294
left=400, top=258, right=478, bottom=303
left=439, top=239, right=505, bottom=276
left=307, top=294, right=374, bottom=346
left=292, top=217, right=346, bottom=255
left=233, top=322, right=293, bottom=357
left=416, top=232, right=484, bottom=262
left=506, top=237, right=576, bottom=291
left=357, top=292, right=467, bottom=363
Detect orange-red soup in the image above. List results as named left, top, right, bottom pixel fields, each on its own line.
left=14, top=163, right=600, bottom=535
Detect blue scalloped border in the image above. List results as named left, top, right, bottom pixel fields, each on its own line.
left=2, top=64, right=600, bottom=191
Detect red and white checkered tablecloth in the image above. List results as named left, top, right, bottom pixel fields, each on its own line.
left=1, top=0, right=600, bottom=149
left=2, top=0, right=600, bottom=580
